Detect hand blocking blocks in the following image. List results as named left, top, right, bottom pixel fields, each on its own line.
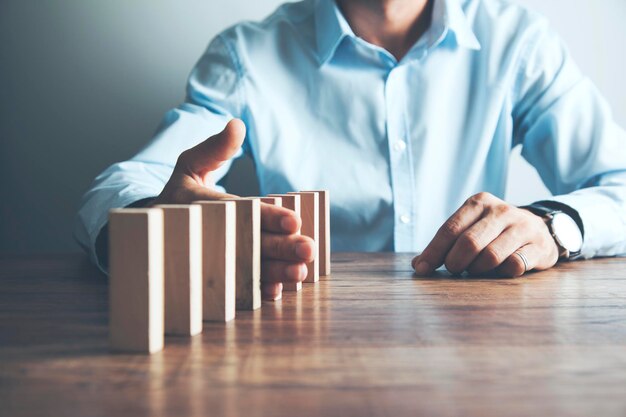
left=108, top=190, right=330, bottom=354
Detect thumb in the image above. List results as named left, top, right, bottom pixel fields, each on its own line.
left=179, top=118, right=246, bottom=176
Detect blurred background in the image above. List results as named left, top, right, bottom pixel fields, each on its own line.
left=1, top=0, right=625, bottom=254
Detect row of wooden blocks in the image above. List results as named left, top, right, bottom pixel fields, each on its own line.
left=108, top=191, right=330, bottom=354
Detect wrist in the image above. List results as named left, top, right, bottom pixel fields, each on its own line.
left=520, top=203, right=584, bottom=260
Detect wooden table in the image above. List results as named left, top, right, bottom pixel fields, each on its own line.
left=1, top=253, right=625, bottom=417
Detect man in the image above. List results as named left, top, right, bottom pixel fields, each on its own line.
left=76, top=0, right=626, bottom=300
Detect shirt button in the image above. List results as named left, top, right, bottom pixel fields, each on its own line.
left=393, top=139, right=407, bottom=152
left=399, top=214, right=411, bottom=224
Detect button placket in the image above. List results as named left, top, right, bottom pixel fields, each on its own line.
left=384, top=65, right=415, bottom=251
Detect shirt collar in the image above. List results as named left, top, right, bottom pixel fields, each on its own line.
left=314, top=0, right=355, bottom=65
left=434, top=0, right=481, bottom=51
left=314, top=0, right=481, bottom=66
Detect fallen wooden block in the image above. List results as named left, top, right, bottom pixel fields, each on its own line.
left=193, top=201, right=236, bottom=322
left=155, top=204, right=202, bottom=337
left=108, top=208, right=164, bottom=354
left=267, top=193, right=302, bottom=291
left=304, top=190, right=331, bottom=276
left=221, top=198, right=262, bottom=311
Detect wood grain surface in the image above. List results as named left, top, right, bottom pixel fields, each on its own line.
left=0, top=253, right=625, bottom=417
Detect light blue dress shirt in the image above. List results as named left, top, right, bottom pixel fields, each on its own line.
left=76, top=0, right=626, bottom=267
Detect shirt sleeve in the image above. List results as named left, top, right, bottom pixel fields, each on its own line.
left=74, top=34, right=246, bottom=270
left=512, top=20, right=626, bottom=259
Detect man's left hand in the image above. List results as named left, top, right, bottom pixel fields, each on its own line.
left=412, top=192, right=560, bottom=277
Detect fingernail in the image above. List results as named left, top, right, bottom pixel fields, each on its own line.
left=295, top=242, right=312, bottom=259
left=280, top=216, right=296, bottom=232
left=414, top=261, right=430, bottom=275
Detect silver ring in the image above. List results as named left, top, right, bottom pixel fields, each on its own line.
left=514, top=250, right=530, bottom=273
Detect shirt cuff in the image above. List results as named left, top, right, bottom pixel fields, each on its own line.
left=84, top=188, right=227, bottom=274
left=93, top=197, right=157, bottom=273
left=75, top=191, right=162, bottom=274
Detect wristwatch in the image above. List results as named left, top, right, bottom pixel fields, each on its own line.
left=521, top=203, right=584, bottom=260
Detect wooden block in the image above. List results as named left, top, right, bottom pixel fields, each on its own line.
left=108, top=208, right=164, bottom=354
left=288, top=192, right=319, bottom=283
left=282, top=280, right=302, bottom=292
left=155, top=205, right=202, bottom=337
left=260, top=196, right=285, bottom=296
left=193, top=201, right=236, bottom=322
left=260, top=196, right=282, bottom=207
left=221, top=198, right=262, bottom=311
left=304, top=190, right=331, bottom=276
left=267, top=194, right=303, bottom=292
left=269, top=193, right=300, bottom=215
left=283, top=281, right=303, bottom=292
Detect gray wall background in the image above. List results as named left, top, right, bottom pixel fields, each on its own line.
left=1, top=0, right=625, bottom=253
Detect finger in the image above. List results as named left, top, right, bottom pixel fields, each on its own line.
left=260, top=202, right=301, bottom=234
left=413, top=196, right=486, bottom=274
left=444, top=215, right=508, bottom=274
left=261, top=260, right=307, bottom=283
left=178, top=119, right=246, bottom=178
left=467, top=225, right=527, bottom=275
left=496, top=243, right=539, bottom=277
left=262, top=282, right=283, bottom=301
left=153, top=178, right=237, bottom=205
left=261, top=232, right=316, bottom=262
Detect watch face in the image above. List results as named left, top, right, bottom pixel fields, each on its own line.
left=552, top=212, right=583, bottom=253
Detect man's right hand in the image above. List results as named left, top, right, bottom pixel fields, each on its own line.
left=152, top=119, right=315, bottom=300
